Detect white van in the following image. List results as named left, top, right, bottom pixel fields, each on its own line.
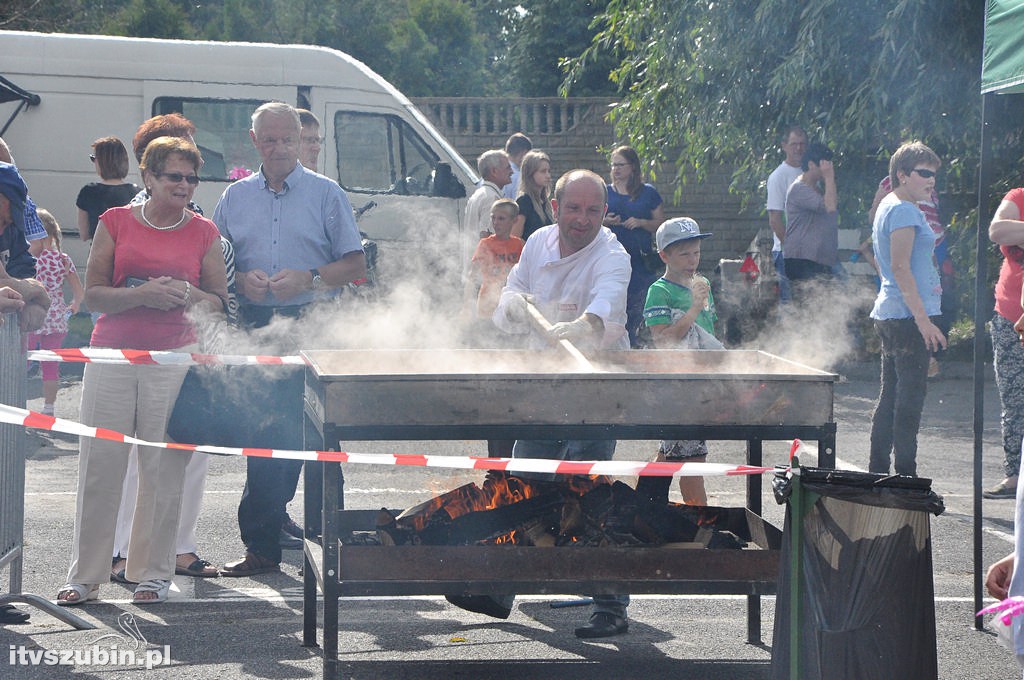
left=0, top=30, right=476, bottom=282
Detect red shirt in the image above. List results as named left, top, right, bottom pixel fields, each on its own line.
left=995, top=188, right=1024, bottom=322
left=90, top=206, right=220, bottom=350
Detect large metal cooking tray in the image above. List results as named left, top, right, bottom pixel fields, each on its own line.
left=300, top=348, right=836, bottom=679
left=303, top=349, right=834, bottom=435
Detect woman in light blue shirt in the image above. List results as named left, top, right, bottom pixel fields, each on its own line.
left=868, top=141, right=947, bottom=477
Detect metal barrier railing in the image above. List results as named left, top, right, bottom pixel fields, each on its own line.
left=0, top=313, right=25, bottom=581
left=0, top=310, right=92, bottom=629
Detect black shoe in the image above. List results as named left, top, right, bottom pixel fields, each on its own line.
left=279, top=529, right=302, bottom=550
left=574, top=612, right=628, bottom=639
left=282, top=518, right=304, bottom=540
left=445, top=594, right=512, bottom=619
left=0, top=604, right=30, bottom=624
left=219, top=552, right=281, bottom=577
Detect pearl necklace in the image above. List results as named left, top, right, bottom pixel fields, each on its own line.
left=140, top=200, right=187, bottom=231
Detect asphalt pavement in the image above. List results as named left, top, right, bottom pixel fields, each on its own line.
left=1, top=358, right=1022, bottom=679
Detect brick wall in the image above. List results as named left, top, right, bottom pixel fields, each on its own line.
left=412, top=97, right=765, bottom=269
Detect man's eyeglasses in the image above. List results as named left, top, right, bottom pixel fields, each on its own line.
left=257, top=137, right=297, bottom=148
left=156, top=172, right=201, bottom=185
left=911, top=168, right=937, bottom=179
left=89, top=154, right=96, bottom=162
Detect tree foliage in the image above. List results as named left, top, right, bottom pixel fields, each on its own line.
left=563, top=0, right=1021, bottom=321
left=0, top=0, right=617, bottom=98
left=509, top=0, right=618, bottom=97
left=565, top=0, right=990, bottom=216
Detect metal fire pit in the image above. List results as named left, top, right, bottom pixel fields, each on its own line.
left=300, top=349, right=836, bottom=679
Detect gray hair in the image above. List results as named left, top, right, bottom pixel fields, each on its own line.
left=477, top=149, right=509, bottom=179
left=251, top=102, right=301, bottom=136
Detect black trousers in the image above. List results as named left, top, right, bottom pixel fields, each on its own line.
left=235, top=304, right=341, bottom=562
left=869, top=317, right=931, bottom=477
left=782, top=257, right=834, bottom=306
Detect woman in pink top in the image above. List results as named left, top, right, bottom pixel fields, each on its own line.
left=986, top=188, right=1024, bottom=498
left=57, top=136, right=227, bottom=606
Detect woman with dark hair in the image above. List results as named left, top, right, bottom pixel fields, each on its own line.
left=57, top=136, right=228, bottom=606
left=515, top=150, right=553, bottom=241
left=75, top=137, right=139, bottom=241
left=603, top=145, right=666, bottom=347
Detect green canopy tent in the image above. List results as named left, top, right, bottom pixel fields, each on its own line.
left=975, top=0, right=1024, bottom=630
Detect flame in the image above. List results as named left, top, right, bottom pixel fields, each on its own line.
left=481, top=474, right=537, bottom=509
left=395, top=474, right=623, bottom=546
left=492, top=531, right=518, bottom=545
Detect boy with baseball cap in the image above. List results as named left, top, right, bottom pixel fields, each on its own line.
left=639, top=217, right=722, bottom=505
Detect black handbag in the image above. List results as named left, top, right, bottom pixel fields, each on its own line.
left=166, top=364, right=305, bottom=448
left=167, top=366, right=237, bottom=446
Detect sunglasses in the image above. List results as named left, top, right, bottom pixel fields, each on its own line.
left=911, top=168, right=936, bottom=179
left=156, top=172, right=201, bottom=185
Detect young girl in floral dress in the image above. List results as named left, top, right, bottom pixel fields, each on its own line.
left=26, top=209, right=84, bottom=415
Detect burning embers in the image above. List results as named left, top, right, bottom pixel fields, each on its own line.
left=375, top=471, right=750, bottom=550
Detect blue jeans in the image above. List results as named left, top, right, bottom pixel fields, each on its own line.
left=773, top=251, right=791, bottom=303
left=869, top=318, right=931, bottom=476
left=506, top=439, right=629, bottom=618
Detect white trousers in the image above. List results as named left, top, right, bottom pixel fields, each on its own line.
left=66, top=349, right=193, bottom=585
left=113, top=446, right=210, bottom=558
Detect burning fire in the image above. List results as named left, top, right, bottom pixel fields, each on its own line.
left=379, top=473, right=737, bottom=550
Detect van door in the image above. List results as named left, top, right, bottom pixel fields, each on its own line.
left=322, top=107, right=467, bottom=268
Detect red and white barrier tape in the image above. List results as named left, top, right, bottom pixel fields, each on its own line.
left=0, top=403, right=776, bottom=478
left=27, top=347, right=304, bottom=366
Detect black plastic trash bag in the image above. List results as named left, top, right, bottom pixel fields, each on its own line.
left=771, top=467, right=945, bottom=680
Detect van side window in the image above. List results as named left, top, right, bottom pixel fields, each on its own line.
left=334, top=112, right=439, bottom=196
left=154, top=97, right=264, bottom=181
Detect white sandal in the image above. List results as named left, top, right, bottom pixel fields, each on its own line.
left=132, top=579, right=171, bottom=605
left=56, top=583, right=99, bottom=606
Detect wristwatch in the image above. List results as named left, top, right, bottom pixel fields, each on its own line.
left=310, top=268, right=323, bottom=290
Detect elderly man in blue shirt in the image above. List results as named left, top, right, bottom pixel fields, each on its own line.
left=214, top=102, right=365, bottom=577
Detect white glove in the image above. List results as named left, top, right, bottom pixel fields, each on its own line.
left=504, top=293, right=530, bottom=325
left=549, top=316, right=593, bottom=341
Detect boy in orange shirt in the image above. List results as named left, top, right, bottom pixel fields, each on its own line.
left=463, top=199, right=524, bottom=321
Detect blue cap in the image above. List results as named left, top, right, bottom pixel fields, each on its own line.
left=0, top=163, right=27, bottom=235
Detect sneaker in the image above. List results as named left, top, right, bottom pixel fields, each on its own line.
left=983, top=478, right=1018, bottom=499
left=41, top=404, right=54, bottom=417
